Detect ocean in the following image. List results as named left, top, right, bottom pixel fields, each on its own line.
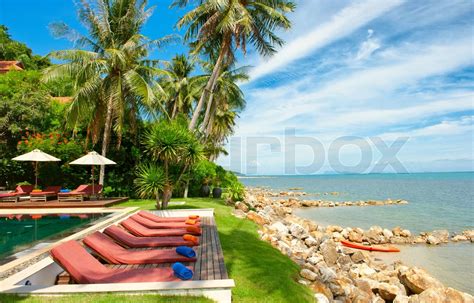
left=240, top=172, right=474, bottom=293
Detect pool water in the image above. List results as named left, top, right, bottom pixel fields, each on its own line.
left=0, top=213, right=108, bottom=264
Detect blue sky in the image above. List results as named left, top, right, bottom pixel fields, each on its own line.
left=1, top=0, right=473, bottom=174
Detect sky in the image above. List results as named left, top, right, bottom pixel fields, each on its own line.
left=1, top=0, right=473, bottom=175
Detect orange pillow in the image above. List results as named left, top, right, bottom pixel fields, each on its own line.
left=188, top=215, right=199, bottom=219
left=183, top=234, right=199, bottom=245
left=32, top=189, right=42, bottom=192
left=185, top=219, right=196, bottom=225
left=186, top=226, right=201, bottom=235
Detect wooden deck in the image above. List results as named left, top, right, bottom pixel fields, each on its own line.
left=56, top=215, right=228, bottom=284
left=0, top=197, right=128, bottom=209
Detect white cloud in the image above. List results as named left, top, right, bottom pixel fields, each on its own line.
left=354, top=29, right=381, bottom=61
left=249, top=0, right=405, bottom=81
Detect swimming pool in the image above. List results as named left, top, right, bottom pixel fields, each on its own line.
left=0, top=213, right=109, bottom=264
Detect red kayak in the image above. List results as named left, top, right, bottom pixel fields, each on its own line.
left=341, top=240, right=400, bottom=252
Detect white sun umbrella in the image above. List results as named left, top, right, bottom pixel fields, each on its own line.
left=12, top=149, right=61, bottom=188
left=69, top=151, right=116, bottom=195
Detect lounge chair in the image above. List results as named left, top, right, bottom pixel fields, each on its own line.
left=83, top=232, right=197, bottom=264
left=103, top=225, right=198, bottom=248
left=50, top=240, right=193, bottom=284
left=138, top=210, right=201, bottom=223
left=0, top=185, right=34, bottom=202
left=121, top=218, right=202, bottom=237
left=30, top=186, right=61, bottom=202
left=57, top=184, right=102, bottom=202
left=130, top=214, right=200, bottom=229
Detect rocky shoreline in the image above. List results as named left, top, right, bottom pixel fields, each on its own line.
left=232, top=187, right=473, bottom=302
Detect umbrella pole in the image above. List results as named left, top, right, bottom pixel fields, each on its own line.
left=35, top=161, right=38, bottom=188
left=92, top=165, right=95, bottom=196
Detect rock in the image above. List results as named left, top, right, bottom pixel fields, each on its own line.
left=246, top=211, right=268, bottom=225
left=231, top=209, right=246, bottom=218
left=392, top=226, right=403, bottom=236
left=310, top=280, right=334, bottom=301
left=298, top=279, right=311, bottom=286
left=234, top=201, right=249, bottom=212
left=431, top=230, right=449, bottom=243
left=307, top=255, right=323, bottom=265
left=365, top=226, right=383, bottom=244
left=320, top=239, right=338, bottom=266
left=348, top=230, right=363, bottom=242
left=400, top=229, right=411, bottom=237
left=337, top=254, right=352, bottom=268
left=377, top=282, right=401, bottom=301
left=383, top=228, right=394, bottom=239
left=394, top=295, right=410, bottom=303
left=358, top=263, right=377, bottom=277
left=289, top=223, right=307, bottom=239
left=300, top=268, right=318, bottom=281
left=304, top=236, right=319, bottom=247
left=426, top=235, right=441, bottom=245
left=463, top=230, right=474, bottom=241
left=452, top=234, right=468, bottom=242
left=329, top=276, right=352, bottom=297
left=399, top=267, right=444, bottom=294
left=269, top=221, right=289, bottom=235
left=314, top=293, right=330, bottom=303
left=351, top=251, right=367, bottom=263
left=408, top=287, right=473, bottom=303
left=277, top=241, right=292, bottom=257
left=326, top=225, right=343, bottom=233
left=318, top=265, right=337, bottom=282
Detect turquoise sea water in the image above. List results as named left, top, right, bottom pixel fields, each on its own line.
left=241, top=172, right=474, bottom=293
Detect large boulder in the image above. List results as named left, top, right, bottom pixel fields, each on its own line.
left=277, top=241, right=292, bottom=257
left=319, top=239, right=338, bottom=266
left=365, top=226, right=384, bottom=244
left=289, top=222, right=307, bottom=239
left=377, top=282, right=402, bottom=301
left=430, top=230, right=450, bottom=243
left=408, top=287, right=474, bottom=303
left=426, top=235, right=441, bottom=245
left=399, top=267, right=444, bottom=294
left=304, top=236, right=319, bottom=247
left=269, top=221, right=289, bottom=235
left=234, top=201, right=249, bottom=213
left=351, top=251, right=367, bottom=263
left=246, top=211, right=268, bottom=225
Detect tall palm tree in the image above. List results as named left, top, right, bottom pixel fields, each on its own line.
left=159, top=54, right=206, bottom=119
left=173, top=0, right=296, bottom=130
left=43, top=0, right=169, bottom=185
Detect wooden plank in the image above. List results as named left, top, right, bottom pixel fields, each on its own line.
left=211, top=216, right=228, bottom=279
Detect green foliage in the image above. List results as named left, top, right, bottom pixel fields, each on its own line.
left=141, top=119, right=204, bottom=208
left=134, top=162, right=165, bottom=208
left=0, top=25, right=51, bottom=70
left=223, top=180, right=245, bottom=202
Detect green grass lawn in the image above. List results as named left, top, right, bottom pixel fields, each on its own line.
left=118, top=197, right=314, bottom=303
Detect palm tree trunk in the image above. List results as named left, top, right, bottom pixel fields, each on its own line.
left=183, top=180, right=189, bottom=198
left=171, top=99, right=178, bottom=119
left=200, top=92, right=214, bottom=133
left=99, top=94, right=114, bottom=185
left=161, top=185, right=172, bottom=209
left=189, top=48, right=225, bottom=130
left=205, top=104, right=217, bottom=138
left=155, top=191, right=161, bottom=209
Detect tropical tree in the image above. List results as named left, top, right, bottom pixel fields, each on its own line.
left=134, top=162, right=165, bottom=209
left=142, top=119, right=204, bottom=209
left=43, top=0, right=169, bottom=185
left=173, top=0, right=296, bottom=130
left=159, top=54, right=206, bottom=119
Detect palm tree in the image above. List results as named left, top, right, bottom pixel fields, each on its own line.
left=143, top=119, right=204, bottom=209
left=43, top=0, right=169, bottom=185
left=173, top=0, right=296, bottom=130
left=159, top=54, right=206, bottom=119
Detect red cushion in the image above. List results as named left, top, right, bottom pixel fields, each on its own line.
left=138, top=211, right=201, bottom=223
left=130, top=214, right=200, bottom=229
left=121, top=218, right=199, bottom=237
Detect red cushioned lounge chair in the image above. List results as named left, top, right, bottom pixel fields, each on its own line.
left=0, top=185, right=34, bottom=203
left=121, top=218, right=201, bottom=237
left=30, top=186, right=62, bottom=202
left=104, top=225, right=198, bottom=248
left=58, top=184, right=102, bottom=202
left=137, top=210, right=201, bottom=223
left=130, top=214, right=200, bottom=229
left=83, top=232, right=197, bottom=264
left=50, top=240, right=192, bottom=284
